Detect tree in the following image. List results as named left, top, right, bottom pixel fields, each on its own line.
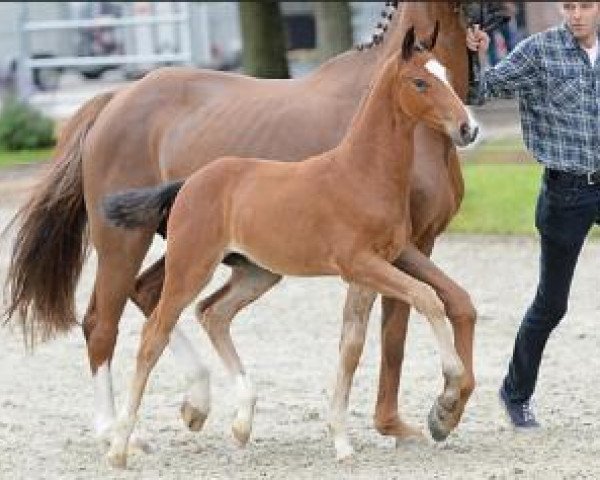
left=238, top=1, right=290, bottom=79
left=313, top=2, right=353, bottom=62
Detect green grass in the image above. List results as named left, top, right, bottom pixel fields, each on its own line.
left=0, top=135, right=593, bottom=237
left=448, top=163, right=542, bottom=235
left=450, top=135, right=600, bottom=236
left=447, top=134, right=543, bottom=235
left=0, top=147, right=53, bottom=168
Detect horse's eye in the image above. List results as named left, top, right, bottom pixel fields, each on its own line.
left=413, top=79, right=428, bottom=92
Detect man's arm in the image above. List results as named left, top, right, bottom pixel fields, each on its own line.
left=467, top=25, right=542, bottom=101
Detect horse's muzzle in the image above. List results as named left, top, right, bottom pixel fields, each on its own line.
left=460, top=122, right=479, bottom=145
left=453, top=121, right=479, bottom=147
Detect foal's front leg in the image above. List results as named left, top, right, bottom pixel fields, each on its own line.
left=329, top=284, right=376, bottom=460
left=393, top=244, right=476, bottom=440
left=346, top=253, right=465, bottom=442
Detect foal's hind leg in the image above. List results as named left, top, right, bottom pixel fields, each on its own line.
left=131, top=257, right=211, bottom=432
left=328, top=284, right=376, bottom=461
left=197, top=258, right=281, bottom=446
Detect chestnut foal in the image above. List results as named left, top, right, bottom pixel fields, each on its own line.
left=103, top=27, right=478, bottom=466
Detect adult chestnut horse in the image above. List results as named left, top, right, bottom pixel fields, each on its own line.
left=4, top=2, right=507, bottom=450
left=102, top=26, right=478, bottom=467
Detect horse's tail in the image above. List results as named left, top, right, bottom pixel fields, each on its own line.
left=3, top=91, right=115, bottom=347
left=103, top=181, right=184, bottom=229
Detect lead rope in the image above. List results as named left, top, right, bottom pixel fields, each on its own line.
left=466, top=3, right=484, bottom=105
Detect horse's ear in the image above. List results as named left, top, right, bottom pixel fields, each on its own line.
left=401, top=26, right=416, bottom=61
left=423, top=20, right=440, bottom=51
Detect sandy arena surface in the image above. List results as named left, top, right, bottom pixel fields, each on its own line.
left=1, top=170, right=600, bottom=479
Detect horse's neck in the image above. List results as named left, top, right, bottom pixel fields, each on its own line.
left=307, top=3, right=468, bottom=100
left=335, top=63, right=415, bottom=194
left=306, top=46, right=381, bottom=99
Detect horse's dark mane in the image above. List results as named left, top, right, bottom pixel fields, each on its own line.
left=356, top=1, right=400, bottom=51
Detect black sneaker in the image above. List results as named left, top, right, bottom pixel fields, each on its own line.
left=499, top=386, right=540, bottom=428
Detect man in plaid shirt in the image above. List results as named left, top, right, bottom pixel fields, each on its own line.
left=467, top=2, right=600, bottom=428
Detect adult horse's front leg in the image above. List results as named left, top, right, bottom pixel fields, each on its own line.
left=373, top=296, right=424, bottom=442
left=347, top=253, right=465, bottom=443
left=130, top=256, right=211, bottom=433
left=329, top=284, right=376, bottom=460
left=197, top=258, right=281, bottom=446
left=393, top=244, right=476, bottom=440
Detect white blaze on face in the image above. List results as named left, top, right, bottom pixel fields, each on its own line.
left=425, top=58, right=479, bottom=139
left=425, top=58, right=450, bottom=86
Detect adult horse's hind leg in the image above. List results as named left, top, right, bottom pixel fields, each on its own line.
left=83, top=225, right=155, bottom=450
left=130, top=257, right=211, bottom=432
left=131, top=257, right=164, bottom=317
left=329, top=284, right=376, bottom=461
left=197, top=257, right=281, bottom=446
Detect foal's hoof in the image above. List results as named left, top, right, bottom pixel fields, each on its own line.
left=181, top=400, right=208, bottom=432
left=129, top=435, right=155, bottom=454
left=106, top=450, right=128, bottom=469
left=427, top=405, right=451, bottom=442
left=232, top=419, right=252, bottom=447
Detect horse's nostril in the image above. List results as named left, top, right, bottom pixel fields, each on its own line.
left=460, top=122, right=470, bottom=139
left=471, top=125, right=479, bottom=141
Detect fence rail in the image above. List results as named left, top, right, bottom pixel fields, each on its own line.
left=20, top=2, right=193, bottom=78
left=24, top=53, right=191, bottom=69
left=22, top=14, right=188, bottom=32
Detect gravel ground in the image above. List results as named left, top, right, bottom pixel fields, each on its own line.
left=1, top=172, right=600, bottom=480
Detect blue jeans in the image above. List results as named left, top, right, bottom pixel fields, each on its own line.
left=502, top=168, right=600, bottom=402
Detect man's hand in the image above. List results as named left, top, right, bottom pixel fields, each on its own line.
left=466, top=24, right=490, bottom=52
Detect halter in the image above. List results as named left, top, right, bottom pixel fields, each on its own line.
left=357, top=2, right=510, bottom=105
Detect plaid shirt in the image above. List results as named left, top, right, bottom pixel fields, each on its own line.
left=478, top=23, right=600, bottom=174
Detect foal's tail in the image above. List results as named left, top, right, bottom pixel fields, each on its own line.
left=102, top=181, right=184, bottom=229
left=3, top=91, right=115, bottom=347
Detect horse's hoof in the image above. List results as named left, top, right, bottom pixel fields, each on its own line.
left=427, top=405, right=450, bottom=442
left=334, top=441, right=355, bottom=462
left=129, top=435, right=154, bottom=454
left=94, top=421, right=114, bottom=447
left=232, top=419, right=251, bottom=447
left=374, top=416, right=424, bottom=441
left=181, top=400, right=208, bottom=432
left=395, top=423, right=425, bottom=441
left=106, top=450, right=127, bottom=469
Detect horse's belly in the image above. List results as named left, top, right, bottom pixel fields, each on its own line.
left=227, top=238, right=338, bottom=278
